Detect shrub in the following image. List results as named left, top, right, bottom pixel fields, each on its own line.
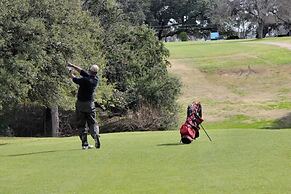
left=179, top=32, right=189, bottom=41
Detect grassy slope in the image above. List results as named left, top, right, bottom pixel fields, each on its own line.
left=1, top=130, right=291, bottom=194
left=166, top=38, right=291, bottom=129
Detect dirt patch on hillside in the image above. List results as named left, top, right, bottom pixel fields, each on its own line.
left=217, top=65, right=263, bottom=77
left=169, top=60, right=238, bottom=101
left=261, top=42, right=291, bottom=50
left=216, top=64, right=291, bottom=82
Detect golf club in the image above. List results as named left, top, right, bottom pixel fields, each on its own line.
left=200, top=124, right=212, bottom=142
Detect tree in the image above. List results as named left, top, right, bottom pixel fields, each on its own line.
left=243, top=0, right=278, bottom=38
left=0, top=0, right=182, bottom=135
left=116, top=0, right=149, bottom=25
left=82, top=0, right=124, bottom=29
left=211, top=0, right=282, bottom=39
left=0, top=0, right=103, bottom=136
left=210, top=0, right=249, bottom=38
left=144, top=0, right=213, bottom=40
left=84, top=0, right=181, bottom=129
left=274, top=0, right=291, bottom=35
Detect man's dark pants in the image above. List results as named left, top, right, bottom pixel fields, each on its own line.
left=76, top=101, right=100, bottom=147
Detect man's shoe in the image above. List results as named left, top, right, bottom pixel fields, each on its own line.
left=95, top=139, right=101, bottom=149
left=82, top=145, right=93, bottom=150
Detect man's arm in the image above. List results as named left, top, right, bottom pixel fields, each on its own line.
left=69, top=68, right=83, bottom=85
left=68, top=62, right=89, bottom=77
left=67, top=62, right=83, bottom=73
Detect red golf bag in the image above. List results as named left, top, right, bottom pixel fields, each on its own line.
left=180, top=102, right=203, bottom=144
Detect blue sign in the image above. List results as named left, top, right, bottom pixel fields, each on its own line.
left=211, top=32, right=219, bottom=40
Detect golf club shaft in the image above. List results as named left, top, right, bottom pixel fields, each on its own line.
left=200, top=124, right=212, bottom=142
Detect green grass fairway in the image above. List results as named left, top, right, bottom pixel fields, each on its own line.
left=1, top=130, right=291, bottom=194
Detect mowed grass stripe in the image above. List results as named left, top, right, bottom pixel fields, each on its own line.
left=1, top=129, right=290, bottom=194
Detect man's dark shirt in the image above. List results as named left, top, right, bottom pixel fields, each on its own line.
left=73, top=70, right=98, bottom=102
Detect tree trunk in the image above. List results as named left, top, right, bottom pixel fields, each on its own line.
left=157, top=20, right=167, bottom=40
left=44, top=106, right=59, bottom=137
left=288, top=24, right=291, bottom=36
left=44, top=107, right=51, bottom=137
left=256, top=20, right=264, bottom=39
left=51, top=106, right=59, bottom=137
left=158, top=28, right=164, bottom=40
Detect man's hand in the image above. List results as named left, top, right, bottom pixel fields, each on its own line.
left=67, top=62, right=82, bottom=73
left=67, top=62, right=73, bottom=68
left=69, top=70, right=76, bottom=79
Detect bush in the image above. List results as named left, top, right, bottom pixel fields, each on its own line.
left=0, top=121, right=13, bottom=136
left=100, top=24, right=181, bottom=129
left=179, top=32, right=189, bottom=41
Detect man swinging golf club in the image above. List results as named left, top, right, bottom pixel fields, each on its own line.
left=68, top=62, right=101, bottom=150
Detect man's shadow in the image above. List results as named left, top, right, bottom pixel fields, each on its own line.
left=2, top=149, right=80, bottom=157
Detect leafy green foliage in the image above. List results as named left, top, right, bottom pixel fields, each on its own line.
left=102, top=25, right=181, bottom=126
left=0, top=0, right=103, bottom=108
left=179, top=32, right=189, bottom=41
left=83, top=0, right=124, bottom=29
left=116, top=0, right=148, bottom=25
left=85, top=1, right=181, bottom=128
left=0, top=0, right=182, bottom=132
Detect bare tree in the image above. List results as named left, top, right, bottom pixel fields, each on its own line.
left=239, top=0, right=279, bottom=38
left=211, top=0, right=251, bottom=38
left=211, top=0, right=281, bottom=39
left=274, top=0, right=291, bottom=35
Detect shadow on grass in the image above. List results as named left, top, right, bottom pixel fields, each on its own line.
left=263, top=112, right=291, bottom=129
left=157, top=143, right=183, bottom=146
left=0, top=143, right=8, bottom=146
left=2, top=149, right=80, bottom=157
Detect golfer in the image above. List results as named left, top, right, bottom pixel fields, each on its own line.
left=68, top=63, right=101, bottom=149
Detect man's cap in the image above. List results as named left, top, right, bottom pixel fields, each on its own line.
left=90, top=64, right=99, bottom=73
